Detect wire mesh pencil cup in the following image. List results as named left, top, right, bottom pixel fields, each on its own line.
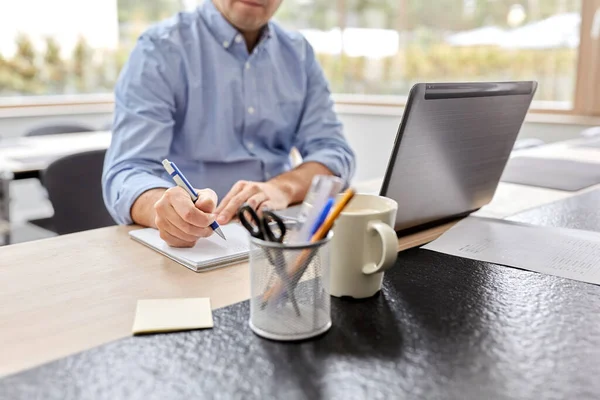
left=249, top=232, right=332, bottom=341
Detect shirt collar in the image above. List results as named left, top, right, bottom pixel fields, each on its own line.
left=199, top=0, right=274, bottom=50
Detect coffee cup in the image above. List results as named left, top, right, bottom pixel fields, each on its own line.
left=330, top=194, right=398, bottom=299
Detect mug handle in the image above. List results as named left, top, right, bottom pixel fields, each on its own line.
left=362, top=221, right=398, bottom=275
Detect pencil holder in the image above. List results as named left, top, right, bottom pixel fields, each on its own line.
left=248, top=232, right=333, bottom=341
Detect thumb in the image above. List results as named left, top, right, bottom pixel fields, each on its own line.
left=194, top=188, right=218, bottom=213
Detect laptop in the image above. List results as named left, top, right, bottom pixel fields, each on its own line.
left=379, top=81, right=538, bottom=234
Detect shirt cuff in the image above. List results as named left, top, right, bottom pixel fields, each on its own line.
left=302, top=150, right=354, bottom=186
left=113, top=174, right=173, bottom=225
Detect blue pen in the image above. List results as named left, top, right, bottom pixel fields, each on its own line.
left=161, top=159, right=226, bottom=241
left=309, top=197, right=334, bottom=238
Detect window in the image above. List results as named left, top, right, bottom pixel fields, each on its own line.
left=1, top=0, right=599, bottom=115
left=0, top=0, right=186, bottom=99
left=275, top=0, right=583, bottom=110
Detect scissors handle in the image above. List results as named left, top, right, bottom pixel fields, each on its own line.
left=237, top=204, right=263, bottom=239
left=260, top=211, right=286, bottom=243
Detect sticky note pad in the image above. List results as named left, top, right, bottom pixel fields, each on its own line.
left=132, top=298, right=214, bottom=335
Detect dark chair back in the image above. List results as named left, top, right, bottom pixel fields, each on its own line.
left=25, top=123, right=94, bottom=137
left=43, top=150, right=115, bottom=235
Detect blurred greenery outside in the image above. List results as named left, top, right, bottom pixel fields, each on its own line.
left=0, top=0, right=580, bottom=105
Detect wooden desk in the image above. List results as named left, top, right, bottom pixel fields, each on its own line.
left=1, top=137, right=599, bottom=377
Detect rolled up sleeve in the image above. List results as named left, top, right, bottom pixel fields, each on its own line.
left=293, top=39, right=356, bottom=186
left=102, top=34, right=179, bottom=224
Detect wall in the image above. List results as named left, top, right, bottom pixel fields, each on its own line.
left=0, top=108, right=595, bottom=183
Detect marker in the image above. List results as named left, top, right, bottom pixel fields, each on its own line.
left=162, top=159, right=226, bottom=241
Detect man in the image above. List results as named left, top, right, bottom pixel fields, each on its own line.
left=102, top=0, right=355, bottom=247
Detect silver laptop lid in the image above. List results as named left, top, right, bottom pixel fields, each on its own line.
left=380, top=81, right=537, bottom=233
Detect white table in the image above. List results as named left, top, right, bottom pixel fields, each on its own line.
left=0, top=131, right=111, bottom=175
left=0, top=131, right=111, bottom=243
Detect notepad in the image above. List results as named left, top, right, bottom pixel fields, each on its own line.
left=132, top=298, right=214, bottom=335
left=129, top=223, right=250, bottom=272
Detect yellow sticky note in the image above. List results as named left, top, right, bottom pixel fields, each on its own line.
left=132, top=298, right=214, bottom=335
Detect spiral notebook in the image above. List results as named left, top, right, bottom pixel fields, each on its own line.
left=129, top=223, right=250, bottom=272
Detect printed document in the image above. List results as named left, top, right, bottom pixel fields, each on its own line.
left=422, top=217, right=600, bottom=285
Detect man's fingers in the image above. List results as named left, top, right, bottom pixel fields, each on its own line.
left=169, top=190, right=215, bottom=228
left=155, top=213, right=199, bottom=243
left=195, top=188, right=217, bottom=213
left=260, top=201, right=274, bottom=212
left=247, top=192, right=269, bottom=211
left=215, top=181, right=246, bottom=214
left=168, top=206, right=214, bottom=238
left=155, top=198, right=213, bottom=237
left=158, top=228, right=196, bottom=248
left=154, top=187, right=216, bottom=243
left=217, top=184, right=262, bottom=224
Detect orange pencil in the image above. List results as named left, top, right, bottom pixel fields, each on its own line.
left=261, top=188, right=356, bottom=304
left=308, top=187, right=355, bottom=243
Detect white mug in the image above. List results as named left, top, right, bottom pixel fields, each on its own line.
left=330, top=194, right=398, bottom=299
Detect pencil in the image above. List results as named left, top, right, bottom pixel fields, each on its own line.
left=261, top=188, right=356, bottom=304
left=309, top=187, right=355, bottom=243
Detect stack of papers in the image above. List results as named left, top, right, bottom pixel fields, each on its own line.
left=129, top=223, right=250, bottom=272
left=423, top=217, right=600, bottom=285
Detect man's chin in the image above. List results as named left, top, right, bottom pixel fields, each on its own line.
left=231, top=18, right=264, bottom=32
left=229, top=9, right=266, bottom=30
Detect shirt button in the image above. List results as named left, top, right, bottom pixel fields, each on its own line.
left=245, top=62, right=250, bottom=70
left=235, top=35, right=243, bottom=44
left=223, top=41, right=229, bottom=48
left=248, top=107, right=255, bottom=114
left=246, top=141, right=255, bottom=149
left=265, top=172, right=271, bottom=179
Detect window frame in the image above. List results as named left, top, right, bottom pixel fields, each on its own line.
left=573, top=0, right=600, bottom=116
left=0, top=1, right=599, bottom=119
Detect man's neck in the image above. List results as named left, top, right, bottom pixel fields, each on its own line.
left=241, top=30, right=261, bottom=53
left=210, top=0, right=265, bottom=53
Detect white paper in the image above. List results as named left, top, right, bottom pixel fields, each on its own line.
left=422, top=217, right=600, bottom=285
left=129, top=223, right=249, bottom=271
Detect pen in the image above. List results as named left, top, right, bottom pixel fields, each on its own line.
left=161, top=159, right=226, bottom=241
left=309, top=197, right=334, bottom=238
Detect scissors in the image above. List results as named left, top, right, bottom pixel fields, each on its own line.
left=237, top=204, right=300, bottom=316
left=237, top=204, right=287, bottom=245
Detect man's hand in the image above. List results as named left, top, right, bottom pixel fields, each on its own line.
left=153, top=187, right=218, bottom=247
left=215, top=181, right=292, bottom=225
left=215, top=162, right=335, bottom=225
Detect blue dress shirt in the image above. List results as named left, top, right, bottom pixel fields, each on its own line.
left=102, top=0, right=355, bottom=224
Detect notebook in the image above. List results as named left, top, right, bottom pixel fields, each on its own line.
left=129, top=223, right=250, bottom=272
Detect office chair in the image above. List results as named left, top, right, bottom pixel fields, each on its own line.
left=22, top=123, right=96, bottom=231
left=42, top=149, right=115, bottom=235
left=25, top=123, right=95, bottom=137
